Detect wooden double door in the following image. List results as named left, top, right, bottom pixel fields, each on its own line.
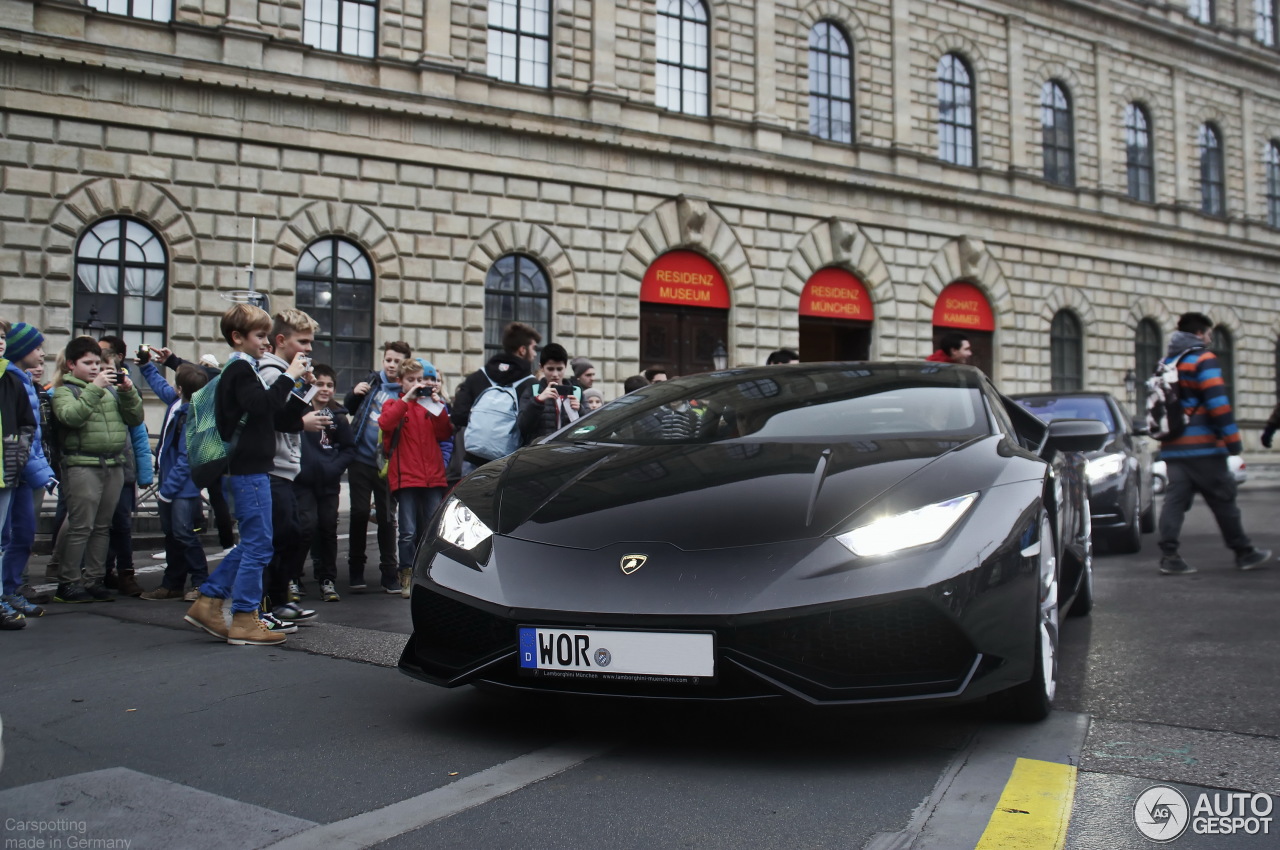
left=640, top=305, right=730, bottom=377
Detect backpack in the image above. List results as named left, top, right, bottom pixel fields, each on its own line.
left=185, top=364, right=247, bottom=489
left=1145, top=347, right=1201, bottom=441
left=463, top=373, right=533, bottom=462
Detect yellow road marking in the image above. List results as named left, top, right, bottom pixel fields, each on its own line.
left=975, top=757, right=1078, bottom=850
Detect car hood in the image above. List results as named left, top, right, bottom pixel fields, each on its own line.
left=452, top=436, right=1032, bottom=551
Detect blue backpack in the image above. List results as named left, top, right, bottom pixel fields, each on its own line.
left=463, top=373, right=533, bottom=462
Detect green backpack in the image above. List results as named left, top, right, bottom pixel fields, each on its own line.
left=185, top=364, right=247, bottom=489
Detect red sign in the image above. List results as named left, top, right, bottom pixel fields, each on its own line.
left=799, top=268, right=874, bottom=321
left=933, top=281, right=995, bottom=331
left=641, top=250, right=730, bottom=309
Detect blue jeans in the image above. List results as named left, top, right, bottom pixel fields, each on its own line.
left=396, top=487, right=444, bottom=574
left=200, top=474, right=273, bottom=614
left=159, top=496, right=209, bottom=591
left=1, top=485, right=35, bottom=595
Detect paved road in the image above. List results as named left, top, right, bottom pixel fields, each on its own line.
left=1, top=487, right=1277, bottom=849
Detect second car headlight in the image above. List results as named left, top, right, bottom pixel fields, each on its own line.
left=437, top=497, right=493, bottom=551
left=836, top=493, right=978, bottom=558
left=1085, top=453, right=1126, bottom=483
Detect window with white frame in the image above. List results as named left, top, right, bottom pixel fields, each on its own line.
left=656, top=0, right=709, bottom=117
left=303, top=0, right=376, bottom=58
left=937, top=53, right=975, bottom=167
left=295, top=236, right=375, bottom=392
left=808, top=21, right=853, bottom=144
left=74, top=217, right=168, bottom=349
left=1125, top=103, right=1154, bottom=203
left=488, top=0, right=550, bottom=87
left=87, top=0, right=171, bottom=22
left=484, top=254, right=551, bottom=361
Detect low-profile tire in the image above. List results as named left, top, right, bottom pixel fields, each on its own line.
left=1108, top=487, right=1142, bottom=554
left=1068, top=501, right=1094, bottom=618
left=1140, top=497, right=1156, bottom=533
left=1003, top=513, right=1059, bottom=722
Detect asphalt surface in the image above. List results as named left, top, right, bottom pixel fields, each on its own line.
left=1, top=481, right=1278, bottom=849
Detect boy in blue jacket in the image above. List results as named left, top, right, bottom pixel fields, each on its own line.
left=138, top=359, right=211, bottom=601
left=0, top=321, right=55, bottom=623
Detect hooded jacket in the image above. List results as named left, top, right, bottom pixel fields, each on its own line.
left=257, top=351, right=311, bottom=481
left=52, top=374, right=144, bottom=468
left=0, top=358, right=37, bottom=488
left=378, top=393, right=454, bottom=491
left=344, top=370, right=402, bottom=467
left=1158, top=330, right=1239, bottom=460
left=141, top=361, right=199, bottom=501
left=4, top=361, right=54, bottom=490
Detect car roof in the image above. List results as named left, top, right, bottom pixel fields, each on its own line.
left=1009, top=391, right=1118, bottom=401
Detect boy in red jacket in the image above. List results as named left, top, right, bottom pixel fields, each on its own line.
left=378, top=358, right=453, bottom=598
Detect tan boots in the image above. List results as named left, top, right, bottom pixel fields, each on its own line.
left=227, top=611, right=286, bottom=646
left=183, top=592, right=228, bottom=639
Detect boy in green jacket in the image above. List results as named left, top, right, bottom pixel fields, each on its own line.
left=51, top=336, right=145, bottom=602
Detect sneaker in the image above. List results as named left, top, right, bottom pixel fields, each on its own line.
left=84, top=581, right=115, bottom=602
left=140, top=587, right=184, bottom=601
left=183, top=588, right=200, bottom=602
left=1159, top=555, right=1197, bottom=575
left=287, top=580, right=303, bottom=602
left=272, top=602, right=317, bottom=623
left=320, top=580, right=340, bottom=602
left=151, top=551, right=167, bottom=560
left=18, top=584, right=51, bottom=605
left=382, top=582, right=401, bottom=595
left=348, top=573, right=368, bottom=592
left=54, top=583, right=96, bottom=603
left=259, top=611, right=298, bottom=634
left=0, top=599, right=26, bottom=630
left=4, top=594, right=45, bottom=618
left=1236, top=548, right=1271, bottom=571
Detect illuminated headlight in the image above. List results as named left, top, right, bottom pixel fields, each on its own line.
left=437, top=497, right=493, bottom=551
left=1085, top=453, right=1126, bottom=483
left=836, top=493, right=978, bottom=558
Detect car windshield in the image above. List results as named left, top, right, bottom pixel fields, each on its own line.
left=1015, top=396, right=1116, bottom=431
left=553, top=366, right=991, bottom=446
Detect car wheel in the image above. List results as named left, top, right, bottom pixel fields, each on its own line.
left=1004, top=513, right=1059, bottom=722
left=1109, top=487, right=1142, bottom=554
left=1140, top=494, right=1156, bottom=534
left=1068, top=501, right=1094, bottom=618
left=1152, top=472, right=1167, bottom=495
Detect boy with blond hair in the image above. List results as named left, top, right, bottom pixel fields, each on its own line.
left=184, top=303, right=309, bottom=646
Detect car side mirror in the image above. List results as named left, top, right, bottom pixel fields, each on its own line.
left=1042, top=418, right=1110, bottom=456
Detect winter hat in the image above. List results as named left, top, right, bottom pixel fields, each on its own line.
left=582, top=388, right=604, bottom=405
left=199, top=353, right=220, bottom=368
left=571, top=357, right=595, bottom=377
left=417, top=359, right=439, bottom=380
left=5, top=322, right=44, bottom=362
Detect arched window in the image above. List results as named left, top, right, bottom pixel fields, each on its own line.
left=808, top=21, right=853, bottom=144
left=1189, top=0, right=1214, bottom=24
left=296, top=236, right=375, bottom=392
left=87, top=0, right=171, bottom=22
left=1135, top=318, right=1163, bottom=414
left=1266, top=141, right=1280, bottom=228
left=1050, top=310, right=1084, bottom=391
left=1125, top=103, right=1154, bottom=203
left=1199, top=123, right=1225, bottom=217
left=303, top=0, right=377, bottom=58
left=1257, top=0, right=1278, bottom=45
left=656, top=0, right=709, bottom=117
left=487, top=0, right=550, bottom=87
left=1041, top=80, right=1074, bottom=186
left=74, top=217, right=167, bottom=349
left=484, top=254, right=551, bottom=360
left=937, top=53, right=975, bottom=167
left=1212, top=325, right=1234, bottom=407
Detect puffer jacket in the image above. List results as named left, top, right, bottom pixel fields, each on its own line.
left=378, top=394, right=453, bottom=491
left=141, top=362, right=198, bottom=501
left=296, top=404, right=356, bottom=494
left=518, top=382, right=582, bottom=444
left=0, top=358, right=36, bottom=488
left=5, top=361, right=53, bottom=490
left=52, top=375, right=145, bottom=467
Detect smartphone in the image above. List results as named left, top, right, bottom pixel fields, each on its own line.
left=555, top=383, right=573, bottom=397
left=109, top=368, right=122, bottom=385
left=137, top=344, right=151, bottom=363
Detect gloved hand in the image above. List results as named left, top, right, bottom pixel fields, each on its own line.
left=1262, top=426, right=1276, bottom=449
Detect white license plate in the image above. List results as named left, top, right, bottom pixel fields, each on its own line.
left=518, top=627, right=714, bottom=680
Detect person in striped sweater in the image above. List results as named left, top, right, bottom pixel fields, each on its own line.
left=1157, top=312, right=1270, bottom=575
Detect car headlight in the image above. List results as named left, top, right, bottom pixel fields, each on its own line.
left=437, top=497, right=493, bottom=551
left=1085, top=453, right=1126, bottom=483
left=836, top=493, right=978, bottom=558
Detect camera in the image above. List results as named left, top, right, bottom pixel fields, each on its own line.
left=108, top=368, right=122, bottom=385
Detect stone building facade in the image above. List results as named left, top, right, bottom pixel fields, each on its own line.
left=2, top=0, right=1280, bottom=434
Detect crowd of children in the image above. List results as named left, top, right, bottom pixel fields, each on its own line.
left=0, top=308, right=614, bottom=640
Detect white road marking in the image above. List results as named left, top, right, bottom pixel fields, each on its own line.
left=264, top=739, right=612, bottom=849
